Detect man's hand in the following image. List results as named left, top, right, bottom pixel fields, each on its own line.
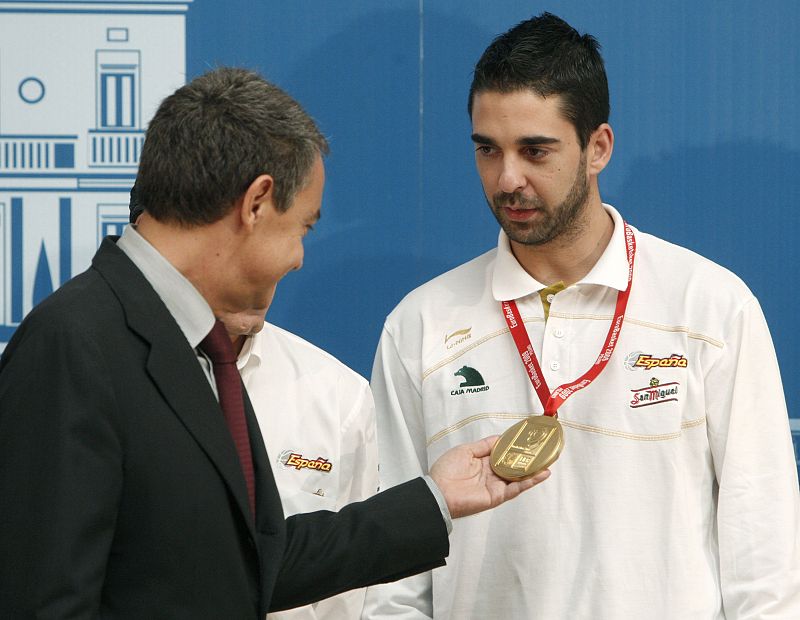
left=429, top=436, right=550, bottom=518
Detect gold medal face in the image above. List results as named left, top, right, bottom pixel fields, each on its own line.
left=490, top=415, right=564, bottom=480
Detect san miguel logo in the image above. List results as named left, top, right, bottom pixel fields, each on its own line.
left=445, top=327, right=472, bottom=349
left=277, top=449, right=332, bottom=472
left=630, top=377, right=679, bottom=408
left=624, top=352, right=688, bottom=371
left=451, top=365, right=490, bottom=396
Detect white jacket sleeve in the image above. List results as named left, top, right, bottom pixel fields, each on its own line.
left=297, top=381, right=379, bottom=620
left=705, top=297, right=800, bottom=618
left=361, top=326, right=434, bottom=620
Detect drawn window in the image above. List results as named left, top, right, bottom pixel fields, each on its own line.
left=18, top=77, right=45, bottom=104
left=100, top=71, right=136, bottom=128
left=96, top=51, right=141, bottom=130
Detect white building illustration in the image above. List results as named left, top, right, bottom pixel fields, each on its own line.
left=0, top=0, right=192, bottom=347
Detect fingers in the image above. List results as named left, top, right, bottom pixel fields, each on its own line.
left=517, top=468, right=551, bottom=490
left=502, top=468, right=551, bottom=502
left=470, top=435, right=500, bottom=458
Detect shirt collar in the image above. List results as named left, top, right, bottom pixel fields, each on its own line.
left=579, top=204, right=630, bottom=291
left=491, top=203, right=630, bottom=301
left=236, top=327, right=264, bottom=371
left=116, top=225, right=215, bottom=348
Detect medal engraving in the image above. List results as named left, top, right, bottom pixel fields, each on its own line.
left=491, top=415, right=564, bottom=480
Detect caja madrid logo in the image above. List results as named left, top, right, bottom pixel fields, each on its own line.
left=277, top=449, right=333, bottom=472
left=450, top=365, right=490, bottom=396
left=624, top=351, right=688, bottom=371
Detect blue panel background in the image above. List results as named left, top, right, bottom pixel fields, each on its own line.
left=186, top=1, right=800, bottom=425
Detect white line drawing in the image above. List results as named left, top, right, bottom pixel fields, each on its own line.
left=0, top=0, right=192, bottom=346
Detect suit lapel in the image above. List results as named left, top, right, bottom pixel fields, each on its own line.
left=146, top=340, right=257, bottom=537
left=243, top=389, right=284, bottom=533
left=92, top=238, right=257, bottom=539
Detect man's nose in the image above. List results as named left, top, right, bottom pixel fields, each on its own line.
left=498, top=158, right=526, bottom=194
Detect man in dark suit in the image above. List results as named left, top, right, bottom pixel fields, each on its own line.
left=0, top=68, right=549, bottom=619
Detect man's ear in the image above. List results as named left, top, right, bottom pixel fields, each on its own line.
left=587, top=123, right=614, bottom=176
left=239, top=174, right=275, bottom=229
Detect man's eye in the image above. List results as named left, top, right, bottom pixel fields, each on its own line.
left=524, top=147, right=547, bottom=159
left=475, top=145, right=495, bottom=156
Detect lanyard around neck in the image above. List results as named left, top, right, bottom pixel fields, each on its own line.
left=501, top=222, right=636, bottom=417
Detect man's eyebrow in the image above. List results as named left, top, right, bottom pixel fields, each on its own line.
left=471, top=133, right=561, bottom=147
left=471, top=133, right=495, bottom=145
left=518, top=136, right=560, bottom=146
left=309, top=209, right=321, bottom=224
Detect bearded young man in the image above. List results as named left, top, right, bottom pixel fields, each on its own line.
left=363, top=13, right=800, bottom=620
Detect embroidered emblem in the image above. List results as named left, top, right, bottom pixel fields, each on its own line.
left=450, top=365, right=490, bottom=396
left=629, top=377, right=680, bottom=408
left=623, top=351, right=643, bottom=370
left=445, top=327, right=472, bottom=349
left=277, top=449, right=333, bottom=472
left=625, top=352, right=688, bottom=371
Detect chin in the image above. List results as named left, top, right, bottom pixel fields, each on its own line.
left=235, top=311, right=267, bottom=336
left=216, top=309, right=266, bottom=339
left=244, top=320, right=266, bottom=335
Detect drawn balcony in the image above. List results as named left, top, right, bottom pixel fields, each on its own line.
left=0, top=134, right=78, bottom=171
left=88, top=128, right=144, bottom=167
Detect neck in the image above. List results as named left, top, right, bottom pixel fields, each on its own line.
left=510, top=200, right=614, bottom=286
left=135, top=212, right=237, bottom=312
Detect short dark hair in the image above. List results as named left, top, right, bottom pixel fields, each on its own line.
left=468, top=12, right=609, bottom=149
left=135, top=67, right=329, bottom=226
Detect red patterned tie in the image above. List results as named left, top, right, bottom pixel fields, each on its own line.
left=200, top=320, right=256, bottom=519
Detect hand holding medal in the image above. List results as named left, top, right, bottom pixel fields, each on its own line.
left=490, top=223, right=636, bottom=480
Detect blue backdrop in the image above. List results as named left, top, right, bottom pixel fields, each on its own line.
left=2, top=1, right=796, bottom=423
left=187, top=1, right=800, bottom=427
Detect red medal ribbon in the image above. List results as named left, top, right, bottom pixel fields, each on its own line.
left=501, top=222, right=636, bottom=417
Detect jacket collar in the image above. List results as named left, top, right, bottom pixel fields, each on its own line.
left=91, top=238, right=262, bottom=539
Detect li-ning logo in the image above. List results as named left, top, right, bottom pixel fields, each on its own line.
left=445, top=327, right=472, bottom=349
left=450, top=365, right=490, bottom=396
left=624, top=352, right=688, bottom=371
left=277, top=449, right=333, bottom=473
left=629, top=377, right=679, bottom=408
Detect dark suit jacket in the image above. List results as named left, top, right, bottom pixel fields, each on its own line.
left=0, top=238, right=448, bottom=619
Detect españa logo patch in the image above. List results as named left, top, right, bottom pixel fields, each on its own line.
left=624, top=351, right=688, bottom=371
left=277, top=449, right=333, bottom=472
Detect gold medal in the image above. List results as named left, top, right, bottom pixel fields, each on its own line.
left=490, top=415, right=564, bottom=480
